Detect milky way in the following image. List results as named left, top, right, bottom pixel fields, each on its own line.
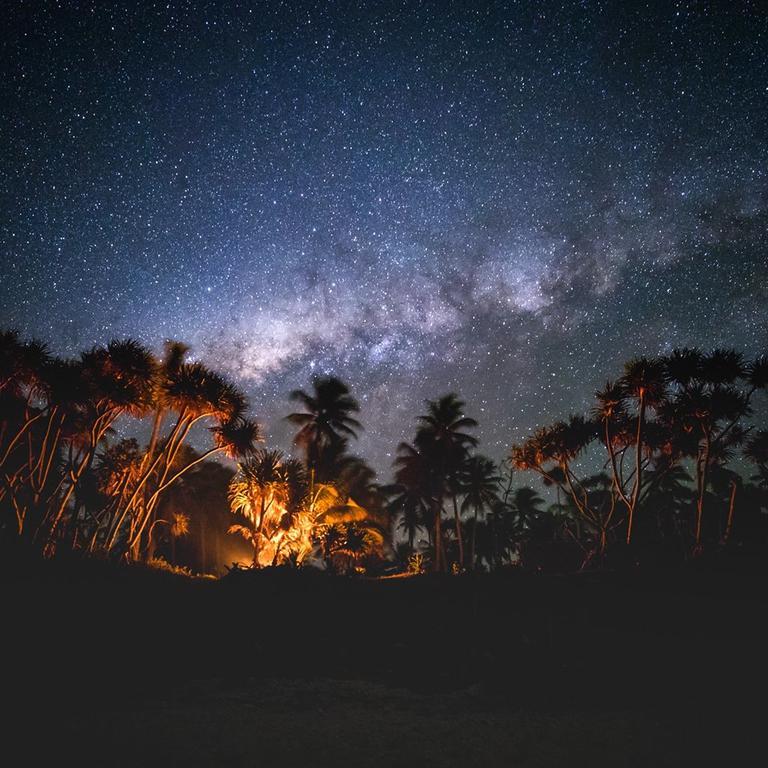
left=2, top=1, right=767, bottom=473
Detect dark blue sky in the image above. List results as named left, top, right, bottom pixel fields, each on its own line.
left=2, top=1, right=766, bottom=471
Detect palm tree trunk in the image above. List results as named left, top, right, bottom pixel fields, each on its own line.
left=723, top=480, right=737, bottom=546
left=433, top=497, right=442, bottom=572
left=451, top=494, right=464, bottom=570
left=127, top=446, right=222, bottom=554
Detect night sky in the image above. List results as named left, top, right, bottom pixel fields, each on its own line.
left=2, top=1, right=767, bottom=473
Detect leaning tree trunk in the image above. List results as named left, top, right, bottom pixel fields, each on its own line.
left=626, top=392, right=646, bottom=545
left=722, top=479, right=737, bottom=546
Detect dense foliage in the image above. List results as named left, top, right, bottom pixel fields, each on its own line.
left=1, top=329, right=766, bottom=573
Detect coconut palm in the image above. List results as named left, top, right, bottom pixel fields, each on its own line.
left=459, top=455, right=500, bottom=569
left=387, top=443, right=432, bottom=554
left=286, top=377, right=361, bottom=480
left=414, top=394, right=478, bottom=570
left=640, top=464, right=693, bottom=541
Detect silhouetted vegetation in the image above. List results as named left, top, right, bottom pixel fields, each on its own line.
left=1, top=330, right=767, bottom=576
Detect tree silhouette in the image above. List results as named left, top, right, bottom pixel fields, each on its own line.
left=413, top=394, right=478, bottom=570
left=618, top=357, right=668, bottom=544
left=459, top=455, right=500, bottom=570
left=286, top=377, right=362, bottom=481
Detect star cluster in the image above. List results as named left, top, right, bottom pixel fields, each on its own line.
left=2, top=1, right=767, bottom=471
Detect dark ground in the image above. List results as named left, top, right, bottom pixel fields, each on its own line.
left=2, top=550, right=767, bottom=766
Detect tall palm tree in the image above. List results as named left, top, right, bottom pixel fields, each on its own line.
left=386, top=441, right=432, bottom=554
left=414, top=394, right=478, bottom=571
left=459, top=455, right=500, bottom=570
left=513, top=486, right=546, bottom=530
left=286, top=377, right=362, bottom=481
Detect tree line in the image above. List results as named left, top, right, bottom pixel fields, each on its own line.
left=1, top=328, right=766, bottom=574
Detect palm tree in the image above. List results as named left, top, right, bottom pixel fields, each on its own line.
left=510, top=486, right=548, bottom=567
left=387, top=445, right=431, bottom=553
left=640, top=464, right=693, bottom=541
left=513, top=486, right=546, bottom=529
left=286, top=377, right=361, bottom=481
left=511, top=416, right=616, bottom=561
left=619, top=357, right=668, bottom=544
left=229, top=449, right=291, bottom=567
left=117, top=362, right=255, bottom=559
left=44, top=339, right=159, bottom=552
left=667, top=351, right=751, bottom=551
left=414, top=394, right=478, bottom=571
left=459, top=455, right=500, bottom=570
left=664, top=348, right=705, bottom=393
left=745, top=430, right=768, bottom=489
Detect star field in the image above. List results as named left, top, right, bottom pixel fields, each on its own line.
left=1, top=1, right=767, bottom=472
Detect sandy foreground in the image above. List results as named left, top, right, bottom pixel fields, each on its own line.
left=13, top=675, right=757, bottom=767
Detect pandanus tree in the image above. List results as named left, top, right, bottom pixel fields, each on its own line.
left=663, top=349, right=766, bottom=551
left=745, top=430, right=768, bottom=490
left=41, top=339, right=159, bottom=552
left=121, top=378, right=262, bottom=557
left=616, top=357, right=668, bottom=544
left=0, top=336, right=83, bottom=535
left=511, top=415, right=614, bottom=564
left=46, top=348, right=260, bottom=561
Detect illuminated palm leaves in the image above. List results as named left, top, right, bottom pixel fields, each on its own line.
left=620, top=357, right=668, bottom=407
left=164, top=361, right=247, bottom=422
left=80, top=339, right=158, bottom=418
left=0, top=330, right=49, bottom=396
left=212, top=417, right=261, bottom=460
left=0, top=327, right=261, bottom=558
left=511, top=416, right=597, bottom=473
left=228, top=447, right=384, bottom=570
left=229, top=449, right=291, bottom=526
